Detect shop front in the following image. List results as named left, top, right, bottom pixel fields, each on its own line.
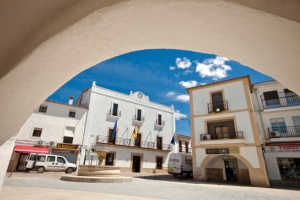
left=265, top=143, right=300, bottom=183
left=51, top=143, right=79, bottom=164
left=11, top=144, right=49, bottom=171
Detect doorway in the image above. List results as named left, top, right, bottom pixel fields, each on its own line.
left=132, top=155, right=141, bottom=172
left=105, top=153, right=114, bottom=166
left=224, top=160, right=237, bottom=181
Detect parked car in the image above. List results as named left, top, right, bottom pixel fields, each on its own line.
left=168, top=153, right=192, bottom=177
left=25, top=153, right=77, bottom=173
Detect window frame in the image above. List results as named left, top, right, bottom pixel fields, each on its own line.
left=39, top=105, right=47, bottom=113
left=68, top=110, right=76, bottom=118
left=32, top=128, right=42, bottom=137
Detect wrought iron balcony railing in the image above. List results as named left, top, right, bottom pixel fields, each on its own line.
left=107, top=109, right=121, bottom=118
left=132, top=114, right=145, bottom=126
left=96, top=135, right=171, bottom=151
left=200, top=131, right=244, bottom=141
left=207, top=100, right=229, bottom=113
left=154, top=119, right=165, bottom=127
left=268, top=126, right=300, bottom=138
left=261, top=92, right=300, bottom=109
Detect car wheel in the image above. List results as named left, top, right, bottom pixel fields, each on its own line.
left=37, top=167, right=45, bottom=173
left=66, top=167, right=73, bottom=174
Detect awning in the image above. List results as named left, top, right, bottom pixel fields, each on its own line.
left=14, top=145, right=49, bottom=154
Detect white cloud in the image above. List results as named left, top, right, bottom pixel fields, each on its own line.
left=176, top=94, right=190, bottom=102
left=176, top=57, right=192, bottom=69
left=195, top=56, right=231, bottom=79
left=199, top=82, right=207, bottom=86
left=169, top=66, right=176, bottom=71
left=179, top=80, right=198, bottom=88
left=166, top=91, right=176, bottom=98
left=183, top=70, right=193, bottom=75
left=174, top=110, right=187, bottom=120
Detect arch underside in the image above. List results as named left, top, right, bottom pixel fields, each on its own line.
left=0, top=0, right=299, bottom=147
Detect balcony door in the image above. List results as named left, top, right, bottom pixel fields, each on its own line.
left=157, top=137, right=162, bottom=150
left=112, top=103, right=118, bottom=116
left=208, top=120, right=235, bottom=139
left=270, top=118, right=287, bottom=136
left=212, top=92, right=224, bottom=112
left=108, top=129, right=115, bottom=144
left=137, top=109, right=142, bottom=121
left=135, top=133, right=141, bottom=147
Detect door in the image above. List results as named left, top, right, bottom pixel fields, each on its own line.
left=224, top=160, right=237, bottom=181
left=17, top=154, right=29, bottom=171
left=56, top=156, right=67, bottom=171
left=157, top=137, right=162, bottom=150
left=46, top=155, right=60, bottom=171
left=25, top=153, right=37, bottom=169
left=132, top=156, right=141, bottom=172
left=212, top=92, right=224, bottom=112
left=105, top=153, right=114, bottom=166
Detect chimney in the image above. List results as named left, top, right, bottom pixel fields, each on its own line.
left=68, top=96, right=74, bottom=105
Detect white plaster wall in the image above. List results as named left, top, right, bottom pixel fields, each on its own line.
left=80, top=84, right=174, bottom=167
left=192, top=81, right=248, bottom=116
left=239, top=147, right=260, bottom=168
left=16, top=101, right=87, bottom=146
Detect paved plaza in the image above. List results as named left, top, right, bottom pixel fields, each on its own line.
left=1, top=172, right=299, bottom=200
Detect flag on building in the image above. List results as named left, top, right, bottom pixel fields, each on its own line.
left=132, top=127, right=137, bottom=139
left=113, top=120, right=118, bottom=138
left=170, top=133, right=175, bottom=145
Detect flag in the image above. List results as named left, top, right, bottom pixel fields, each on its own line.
left=113, top=120, right=118, bottom=138
left=132, top=127, right=137, bottom=139
left=170, top=134, right=175, bottom=145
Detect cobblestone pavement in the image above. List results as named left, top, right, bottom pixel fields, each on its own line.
left=1, top=172, right=299, bottom=200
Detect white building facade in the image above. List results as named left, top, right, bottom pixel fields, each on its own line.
left=187, top=76, right=269, bottom=187
left=76, top=82, right=175, bottom=174
left=172, top=133, right=192, bottom=154
left=8, top=99, right=88, bottom=172
left=252, top=80, right=300, bottom=187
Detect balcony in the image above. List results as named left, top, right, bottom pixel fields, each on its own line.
left=154, top=119, right=165, bottom=128
left=96, top=135, right=171, bottom=151
left=106, top=108, right=121, bottom=120
left=268, top=126, right=300, bottom=138
left=261, top=92, right=300, bottom=109
left=207, top=100, right=228, bottom=113
left=132, top=114, right=145, bottom=127
left=200, top=131, right=244, bottom=141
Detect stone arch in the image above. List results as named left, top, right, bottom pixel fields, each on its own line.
left=195, top=154, right=269, bottom=186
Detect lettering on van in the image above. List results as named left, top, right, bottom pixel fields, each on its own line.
left=170, top=158, right=179, bottom=162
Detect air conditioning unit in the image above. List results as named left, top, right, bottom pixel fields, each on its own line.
left=36, top=140, right=46, bottom=146
left=49, top=141, right=56, bottom=146
left=201, top=134, right=211, bottom=140
left=270, top=131, right=281, bottom=138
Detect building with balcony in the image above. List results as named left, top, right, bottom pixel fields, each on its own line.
left=252, top=80, right=300, bottom=186
left=75, top=81, right=175, bottom=174
left=171, top=133, right=192, bottom=154
left=187, top=76, right=269, bottom=187
left=8, top=98, right=88, bottom=171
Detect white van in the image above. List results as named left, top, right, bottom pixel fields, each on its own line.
left=168, top=153, right=192, bottom=177
left=25, top=153, right=77, bottom=173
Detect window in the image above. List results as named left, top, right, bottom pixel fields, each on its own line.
left=270, top=118, right=287, bottom=134
left=69, top=110, right=76, bottom=118
left=57, top=157, right=65, bottom=164
left=36, top=155, right=46, bottom=162
left=277, top=158, right=300, bottom=180
left=263, top=90, right=280, bottom=107
left=158, top=114, right=162, bottom=125
left=112, top=103, right=118, bottom=116
left=157, top=137, right=162, bottom=150
left=284, top=89, right=300, bottom=105
left=179, top=141, right=182, bottom=152
left=63, top=136, right=73, bottom=144
left=108, top=129, right=115, bottom=144
left=32, top=128, right=42, bottom=137
left=39, top=105, right=47, bottom=113
left=292, top=116, right=300, bottom=134
left=156, top=157, right=163, bottom=169
left=211, top=92, right=224, bottom=112
left=215, top=126, right=229, bottom=139
left=137, top=109, right=142, bottom=121
left=47, top=156, right=55, bottom=162
left=185, top=141, right=189, bottom=153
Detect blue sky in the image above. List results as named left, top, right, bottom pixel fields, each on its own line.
left=47, top=49, right=273, bottom=135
